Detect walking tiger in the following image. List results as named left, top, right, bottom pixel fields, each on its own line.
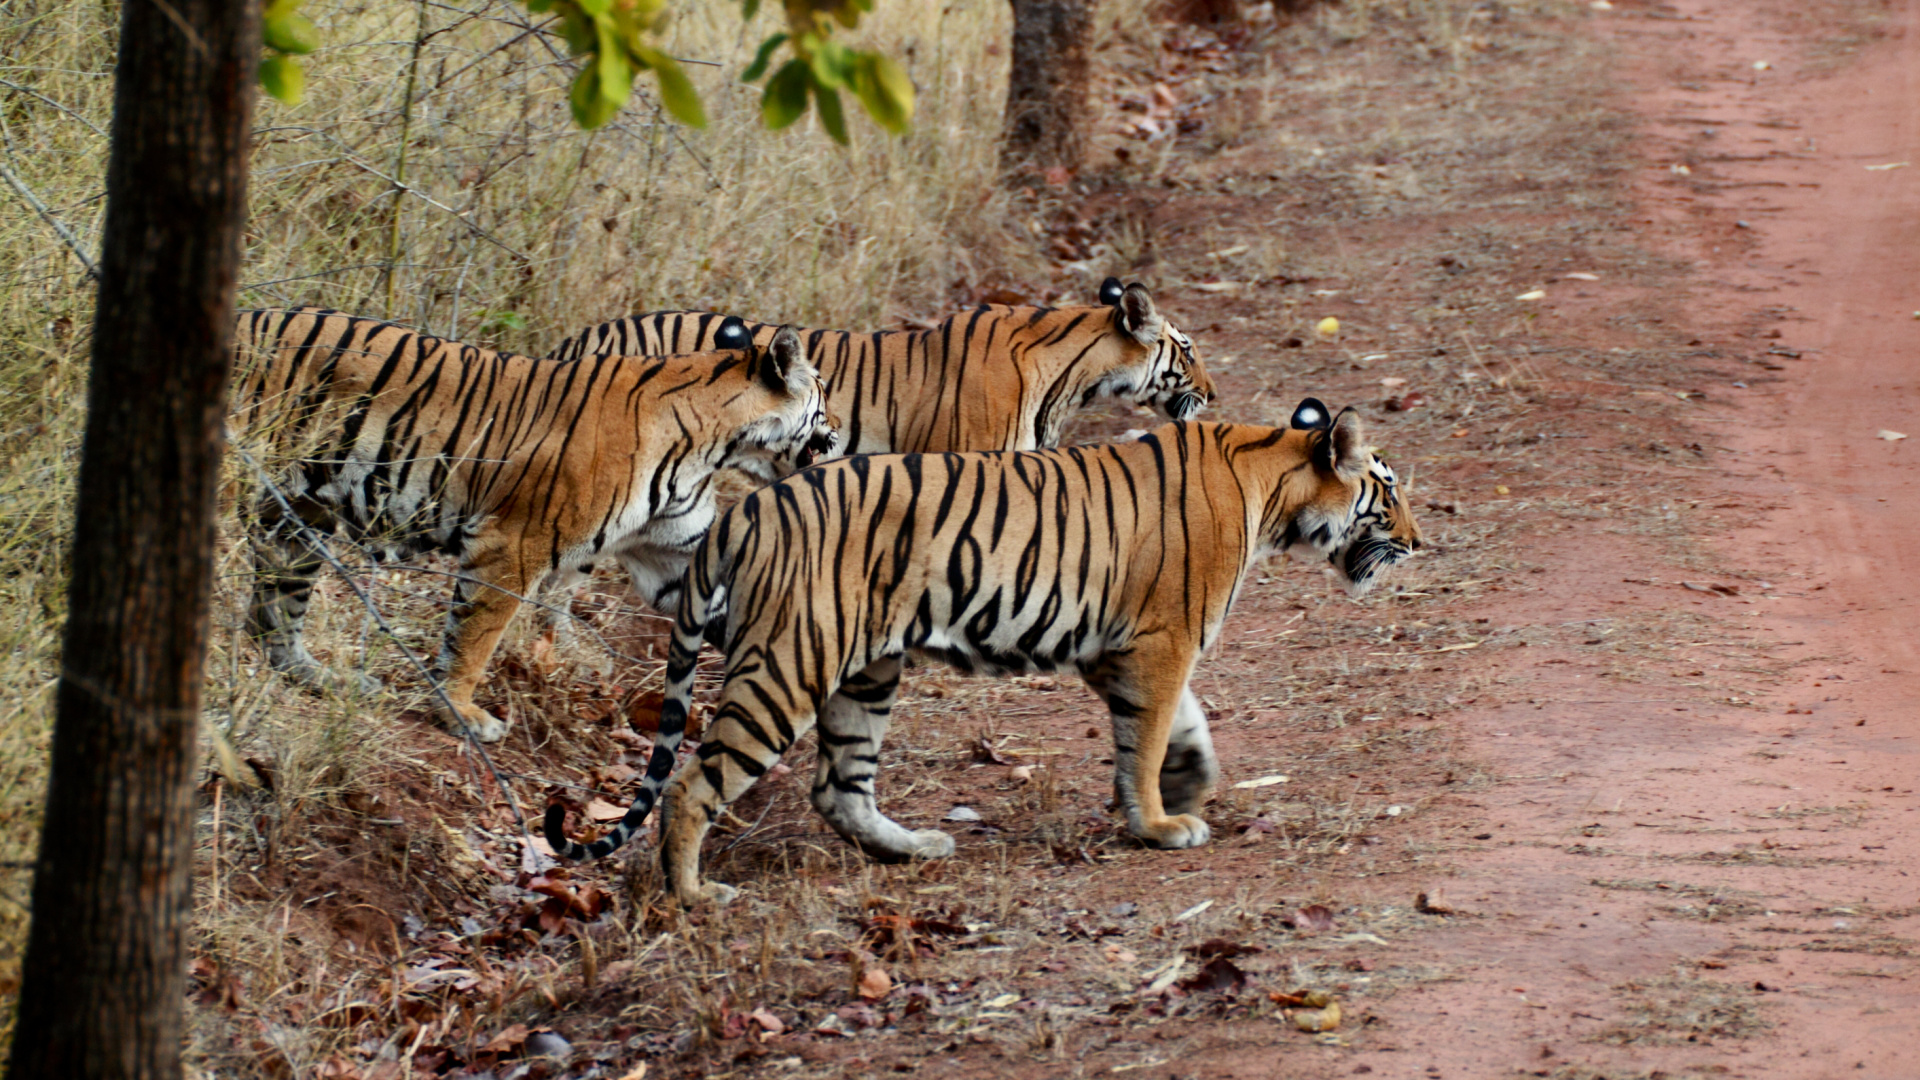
left=545, top=400, right=1422, bottom=903
left=232, top=307, right=839, bottom=741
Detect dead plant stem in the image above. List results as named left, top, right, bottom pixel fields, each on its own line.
left=381, top=0, right=431, bottom=320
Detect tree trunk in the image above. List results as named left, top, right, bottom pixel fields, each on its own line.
left=7, top=0, right=256, bottom=1075
left=1002, top=0, right=1093, bottom=176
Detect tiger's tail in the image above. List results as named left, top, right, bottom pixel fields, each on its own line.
left=543, top=519, right=736, bottom=862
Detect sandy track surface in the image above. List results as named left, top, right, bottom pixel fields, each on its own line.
left=1335, top=3, right=1920, bottom=1077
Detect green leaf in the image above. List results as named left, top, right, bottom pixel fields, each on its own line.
left=741, top=32, right=787, bottom=83
left=741, top=0, right=760, bottom=20
left=808, top=38, right=851, bottom=89
left=259, top=54, right=305, bottom=105
left=594, top=23, right=634, bottom=108
left=263, top=12, right=319, bottom=55
left=525, top=0, right=556, bottom=10
left=475, top=309, right=528, bottom=333
left=569, top=64, right=619, bottom=128
left=576, top=0, right=613, bottom=16
left=813, top=82, right=848, bottom=144
left=761, top=58, right=810, bottom=129
left=849, top=51, right=913, bottom=134
left=557, top=9, right=595, bottom=54
left=636, top=45, right=706, bottom=128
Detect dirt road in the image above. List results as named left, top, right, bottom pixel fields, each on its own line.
left=1323, top=2, right=1920, bottom=1077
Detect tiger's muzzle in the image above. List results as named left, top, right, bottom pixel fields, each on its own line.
left=1336, top=531, right=1417, bottom=596
left=1167, top=389, right=1211, bottom=422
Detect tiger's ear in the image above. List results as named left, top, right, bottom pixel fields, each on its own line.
left=1099, top=276, right=1125, bottom=306
left=714, top=315, right=751, bottom=352
left=1312, top=407, right=1368, bottom=479
left=1117, top=282, right=1163, bottom=346
left=759, top=325, right=814, bottom=395
left=1289, top=397, right=1332, bottom=432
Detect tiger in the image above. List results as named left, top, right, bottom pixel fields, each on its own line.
left=544, top=399, right=1422, bottom=905
left=547, top=277, right=1217, bottom=456
left=231, top=307, right=839, bottom=743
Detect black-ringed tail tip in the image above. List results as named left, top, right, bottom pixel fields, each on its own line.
left=542, top=803, right=580, bottom=860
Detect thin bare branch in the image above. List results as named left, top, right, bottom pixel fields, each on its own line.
left=0, top=158, right=99, bottom=279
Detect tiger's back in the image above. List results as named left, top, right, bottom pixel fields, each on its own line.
left=548, top=279, right=1216, bottom=455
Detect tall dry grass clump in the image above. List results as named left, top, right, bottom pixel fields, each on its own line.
left=0, top=0, right=1030, bottom=1042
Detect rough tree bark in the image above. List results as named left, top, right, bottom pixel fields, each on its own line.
left=6, top=0, right=256, bottom=1076
left=1002, top=0, right=1093, bottom=175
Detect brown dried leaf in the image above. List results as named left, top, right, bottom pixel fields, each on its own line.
left=1177, top=955, right=1248, bottom=994
left=625, top=690, right=665, bottom=733
left=1291, top=1001, right=1343, bottom=1032
left=1292, top=904, right=1336, bottom=932
left=1186, top=938, right=1263, bottom=959
left=481, top=1022, right=530, bottom=1053
left=971, top=737, right=1017, bottom=766
left=857, top=963, right=893, bottom=1001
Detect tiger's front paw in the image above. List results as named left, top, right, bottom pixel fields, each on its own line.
left=1134, top=813, right=1212, bottom=850
left=907, top=829, right=956, bottom=859
left=436, top=701, right=508, bottom=743
left=275, top=654, right=382, bottom=698
left=689, top=881, right=739, bottom=907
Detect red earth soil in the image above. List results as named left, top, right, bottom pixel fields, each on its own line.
left=1318, top=2, right=1920, bottom=1078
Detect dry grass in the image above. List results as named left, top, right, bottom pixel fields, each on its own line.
left=1592, top=969, right=1773, bottom=1047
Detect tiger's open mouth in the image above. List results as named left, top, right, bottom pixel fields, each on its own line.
left=797, top=429, right=837, bottom=469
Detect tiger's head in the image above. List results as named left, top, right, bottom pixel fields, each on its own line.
left=1092, top=277, right=1217, bottom=422
left=1269, top=397, right=1422, bottom=596
left=723, top=322, right=842, bottom=482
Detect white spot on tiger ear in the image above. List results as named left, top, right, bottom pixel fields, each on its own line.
left=1297, top=407, right=1321, bottom=426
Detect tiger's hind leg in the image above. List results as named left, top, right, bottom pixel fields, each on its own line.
left=534, top=562, right=594, bottom=650
left=810, top=657, right=955, bottom=863
left=247, top=502, right=380, bottom=697
left=432, top=543, right=538, bottom=743
left=660, top=688, right=816, bottom=907
left=1159, top=688, right=1220, bottom=817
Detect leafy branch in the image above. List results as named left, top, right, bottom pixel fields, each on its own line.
left=255, top=0, right=914, bottom=140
